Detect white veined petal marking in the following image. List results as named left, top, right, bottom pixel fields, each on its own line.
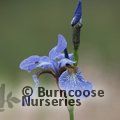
left=59, top=67, right=92, bottom=92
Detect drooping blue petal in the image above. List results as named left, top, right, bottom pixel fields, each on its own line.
left=19, top=55, right=41, bottom=72
left=49, top=34, right=67, bottom=60
left=56, top=53, right=74, bottom=60
left=71, top=0, right=82, bottom=26
left=58, top=58, right=75, bottom=68
left=75, top=70, right=92, bottom=91
left=39, top=56, right=50, bottom=62
left=58, top=69, right=92, bottom=93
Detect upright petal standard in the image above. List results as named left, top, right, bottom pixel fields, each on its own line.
left=49, top=34, right=67, bottom=60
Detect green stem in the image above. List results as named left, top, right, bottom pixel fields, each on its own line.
left=72, top=24, right=82, bottom=66
left=68, top=106, right=74, bottom=120
left=74, top=49, right=79, bottom=66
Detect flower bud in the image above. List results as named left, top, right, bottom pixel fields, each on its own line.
left=71, top=0, right=82, bottom=26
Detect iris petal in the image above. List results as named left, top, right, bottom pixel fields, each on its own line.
left=75, top=70, right=92, bottom=90
left=37, top=61, right=54, bottom=70
left=58, top=58, right=75, bottom=68
left=57, top=53, right=74, bottom=60
left=19, top=56, right=50, bottom=72
left=58, top=69, right=92, bottom=92
left=39, top=56, right=50, bottom=62
left=19, top=55, right=41, bottom=72
left=49, top=34, right=67, bottom=60
left=36, top=59, right=59, bottom=73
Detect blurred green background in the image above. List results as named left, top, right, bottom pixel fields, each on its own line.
left=0, top=0, right=120, bottom=86
left=0, top=0, right=120, bottom=120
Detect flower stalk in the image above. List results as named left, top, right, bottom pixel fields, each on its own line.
left=72, top=24, right=82, bottom=66
left=68, top=106, right=74, bottom=120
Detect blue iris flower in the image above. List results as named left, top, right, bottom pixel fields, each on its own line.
left=71, top=0, right=82, bottom=26
left=19, top=34, right=92, bottom=93
left=19, top=34, right=74, bottom=73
